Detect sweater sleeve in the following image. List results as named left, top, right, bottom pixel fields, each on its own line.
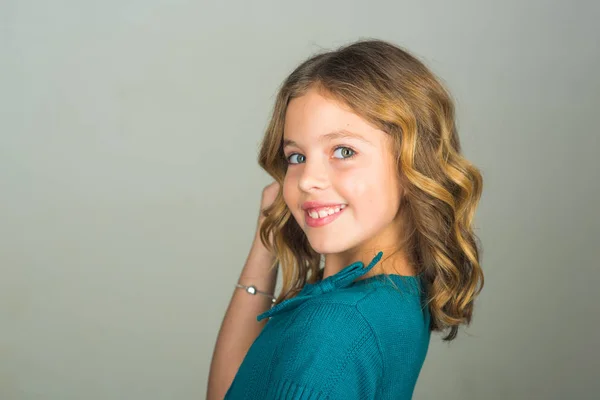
left=264, top=302, right=383, bottom=399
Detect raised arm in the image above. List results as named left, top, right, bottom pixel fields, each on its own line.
left=206, top=182, right=279, bottom=400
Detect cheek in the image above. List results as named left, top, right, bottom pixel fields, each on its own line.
left=338, top=170, right=370, bottom=201
left=282, top=175, right=297, bottom=209
left=339, top=168, right=394, bottom=214
left=282, top=178, right=307, bottom=227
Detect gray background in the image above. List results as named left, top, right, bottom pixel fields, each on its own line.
left=1, top=0, right=598, bottom=399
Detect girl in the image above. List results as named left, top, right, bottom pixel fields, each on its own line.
left=208, top=38, right=484, bottom=399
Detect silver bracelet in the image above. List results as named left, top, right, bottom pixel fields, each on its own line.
left=235, top=283, right=277, bottom=303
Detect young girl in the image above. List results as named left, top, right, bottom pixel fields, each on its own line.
left=208, top=38, right=484, bottom=400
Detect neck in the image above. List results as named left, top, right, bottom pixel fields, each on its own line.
left=322, top=246, right=416, bottom=281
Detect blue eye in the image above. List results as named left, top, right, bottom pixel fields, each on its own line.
left=285, top=146, right=357, bottom=165
left=287, top=154, right=305, bottom=164
left=333, top=147, right=356, bottom=159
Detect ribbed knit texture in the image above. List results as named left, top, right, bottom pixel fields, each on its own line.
left=224, top=252, right=431, bottom=399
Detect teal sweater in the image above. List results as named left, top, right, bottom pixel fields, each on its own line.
left=224, top=251, right=431, bottom=399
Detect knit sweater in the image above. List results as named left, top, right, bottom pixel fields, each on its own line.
left=224, top=251, right=431, bottom=399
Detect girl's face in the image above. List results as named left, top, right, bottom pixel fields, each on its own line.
left=282, top=88, right=405, bottom=259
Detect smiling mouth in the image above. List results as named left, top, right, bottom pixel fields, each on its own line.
left=304, top=204, right=347, bottom=228
left=305, top=204, right=347, bottom=219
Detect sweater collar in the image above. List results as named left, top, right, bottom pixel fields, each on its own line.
left=256, top=251, right=383, bottom=322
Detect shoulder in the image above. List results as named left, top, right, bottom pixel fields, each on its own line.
left=354, top=282, right=432, bottom=384
left=355, top=280, right=430, bottom=328
left=353, top=280, right=431, bottom=349
left=278, top=298, right=383, bottom=362
left=267, top=300, right=384, bottom=398
left=286, top=279, right=428, bottom=342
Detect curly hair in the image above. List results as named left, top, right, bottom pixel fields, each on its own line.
left=256, top=38, right=484, bottom=342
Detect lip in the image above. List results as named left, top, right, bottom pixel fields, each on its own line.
left=301, top=201, right=346, bottom=211
left=304, top=205, right=346, bottom=228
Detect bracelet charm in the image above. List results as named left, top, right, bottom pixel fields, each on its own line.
left=235, top=283, right=277, bottom=303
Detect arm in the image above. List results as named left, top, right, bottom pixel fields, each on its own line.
left=206, top=233, right=278, bottom=400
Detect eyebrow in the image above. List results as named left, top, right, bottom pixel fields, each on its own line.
left=283, top=129, right=372, bottom=149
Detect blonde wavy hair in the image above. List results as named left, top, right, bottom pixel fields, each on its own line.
left=256, top=38, right=484, bottom=342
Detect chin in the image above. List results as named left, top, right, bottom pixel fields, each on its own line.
left=306, top=236, right=350, bottom=255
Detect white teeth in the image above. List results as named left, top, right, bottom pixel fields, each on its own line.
left=307, top=204, right=346, bottom=219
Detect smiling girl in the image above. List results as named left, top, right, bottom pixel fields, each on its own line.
left=208, top=38, right=484, bottom=400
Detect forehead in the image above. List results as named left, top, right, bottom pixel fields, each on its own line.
left=283, top=89, right=381, bottom=145
left=283, top=129, right=373, bottom=148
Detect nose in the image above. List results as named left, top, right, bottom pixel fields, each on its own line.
left=297, top=157, right=330, bottom=193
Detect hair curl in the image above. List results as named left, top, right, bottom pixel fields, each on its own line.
left=256, top=38, right=484, bottom=342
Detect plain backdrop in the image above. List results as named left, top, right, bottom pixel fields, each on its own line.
left=1, top=0, right=599, bottom=399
